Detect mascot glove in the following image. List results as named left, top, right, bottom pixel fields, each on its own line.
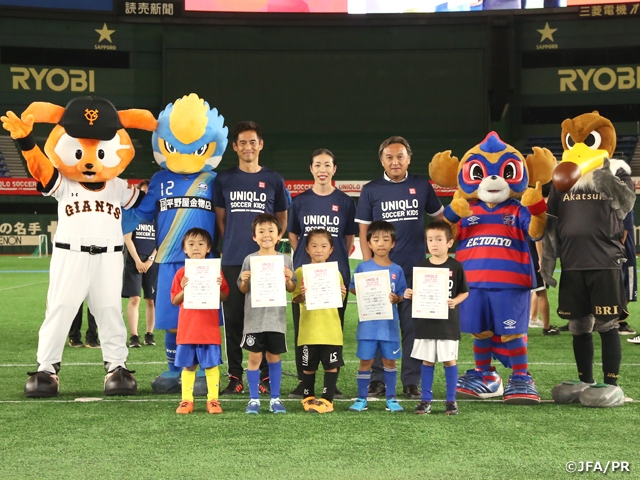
left=1, top=111, right=34, bottom=140
left=521, top=182, right=547, bottom=215
left=444, top=196, right=473, bottom=224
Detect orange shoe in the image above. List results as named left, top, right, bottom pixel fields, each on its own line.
left=308, top=398, right=334, bottom=414
left=206, top=399, right=223, bottom=414
left=302, top=396, right=316, bottom=412
left=176, top=400, right=194, bottom=414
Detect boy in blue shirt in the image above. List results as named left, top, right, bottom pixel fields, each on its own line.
left=349, top=220, right=407, bottom=412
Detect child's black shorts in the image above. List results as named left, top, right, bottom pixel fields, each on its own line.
left=241, top=332, right=287, bottom=354
left=301, top=344, right=344, bottom=371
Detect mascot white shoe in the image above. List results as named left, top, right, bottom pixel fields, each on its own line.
left=2, top=97, right=157, bottom=397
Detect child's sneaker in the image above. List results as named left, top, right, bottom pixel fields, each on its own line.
left=301, top=396, right=316, bottom=412
left=176, top=400, right=194, bottom=414
left=245, top=399, right=260, bottom=414
left=206, top=400, right=222, bottom=414
left=69, top=339, right=84, bottom=348
left=445, top=401, right=459, bottom=415
left=414, top=401, right=432, bottom=414
left=269, top=398, right=287, bottom=414
left=308, top=398, right=334, bottom=414
left=129, top=335, right=141, bottom=348
left=385, top=398, right=404, bottom=412
left=259, top=377, right=271, bottom=395
left=349, top=398, right=369, bottom=412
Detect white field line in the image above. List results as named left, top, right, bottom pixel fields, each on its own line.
left=0, top=281, right=48, bottom=292
left=2, top=361, right=639, bottom=367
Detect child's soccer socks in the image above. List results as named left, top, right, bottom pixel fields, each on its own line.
left=322, top=371, right=338, bottom=402
left=247, top=369, right=261, bottom=400
left=357, top=370, right=371, bottom=399
left=302, top=372, right=316, bottom=398
left=420, top=364, right=435, bottom=402
left=444, top=365, right=458, bottom=403
left=383, top=367, right=398, bottom=399
left=205, top=366, right=220, bottom=401
left=181, top=369, right=196, bottom=402
left=267, top=360, right=282, bottom=399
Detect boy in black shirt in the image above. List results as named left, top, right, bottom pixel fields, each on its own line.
left=404, top=221, right=468, bottom=415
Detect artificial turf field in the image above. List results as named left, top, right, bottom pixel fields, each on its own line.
left=1, top=256, right=639, bottom=480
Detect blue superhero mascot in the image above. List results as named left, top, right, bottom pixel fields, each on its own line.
left=124, top=94, right=228, bottom=393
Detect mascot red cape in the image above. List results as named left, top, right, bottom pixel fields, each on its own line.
left=429, top=132, right=555, bottom=404
left=1, top=97, right=157, bottom=398
left=543, top=111, right=634, bottom=407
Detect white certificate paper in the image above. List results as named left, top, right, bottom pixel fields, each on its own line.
left=250, top=255, right=287, bottom=308
left=412, top=267, right=450, bottom=319
left=302, top=261, right=343, bottom=311
left=184, top=258, right=221, bottom=310
left=353, top=270, right=393, bottom=321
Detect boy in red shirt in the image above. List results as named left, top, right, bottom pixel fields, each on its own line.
left=171, top=228, right=229, bottom=414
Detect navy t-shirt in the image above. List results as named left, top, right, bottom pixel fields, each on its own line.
left=355, top=173, right=443, bottom=276
left=288, top=188, right=358, bottom=285
left=213, top=166, right=291, bottom=266
left=131, top=220, right=156, bottom=257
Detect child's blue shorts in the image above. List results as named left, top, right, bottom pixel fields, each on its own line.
left=175, top=344, right=222, bottom=369
left=356, top=339, right=402, bottom=361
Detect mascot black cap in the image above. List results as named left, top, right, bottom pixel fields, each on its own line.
left=59, top=96, right=123, bottom=140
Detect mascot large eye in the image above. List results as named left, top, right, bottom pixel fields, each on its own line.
left=54, top=134, right=84, bottom=167
left=470, top=163, right=484, bottom=181
left=164, top=140, right=176, bottom=154
left=194, top=144, right=208, bottom=156
left=500, top=160, right=524, bottom=183
left=565, top=133, right=575, bottom=149
left=461, top=159, right=487, bottom=185
left=584, top=130, right=602, bottom=150
left=95, top=134, right=131, bottom=168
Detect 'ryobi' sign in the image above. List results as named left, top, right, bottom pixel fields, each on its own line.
left=559, top=67, right=640, bottom=92
left=10, top=67, right=95, bottom=92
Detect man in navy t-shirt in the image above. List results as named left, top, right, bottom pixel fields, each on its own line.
left=213, top=121, right=291, bottom=394
left=355, top=136, right=444, bottom=398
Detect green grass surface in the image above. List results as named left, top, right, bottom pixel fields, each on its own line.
left=1, top=256, right=639, bottom=479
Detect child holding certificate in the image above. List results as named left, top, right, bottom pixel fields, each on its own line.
left=291, top=229, right=347, bottom=413
left=349, top=221, right=407, bottom=413
left=238, top=214, right=296, bottom=414
left=171, top=228, right=229, bottom=415
left=403, top=221, right=468, bottom=415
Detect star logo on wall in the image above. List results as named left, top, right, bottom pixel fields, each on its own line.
left=537, top=22, right=557, bottom=43
left=95, top=23, right=116, bottom=43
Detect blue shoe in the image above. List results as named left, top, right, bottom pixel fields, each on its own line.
left=245, top=399, right=260, bottom=414
left=456, top=367, right=503, bottom=399
left=503, top=373, right=540, bottom=405
left=349, top=398, right=368, bottom=412
left=269, top=398, right=287, bottom=414
left=385, top=398, right=404, bottom=412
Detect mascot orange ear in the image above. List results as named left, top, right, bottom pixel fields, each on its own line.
left=21, top=102, right=65, bottom=124
left=118, top=109, right=157, bottom=132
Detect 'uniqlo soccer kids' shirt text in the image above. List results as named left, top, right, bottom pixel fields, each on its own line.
left=355, top=174, right=443, bottom=275
left=214, top=167, right=290, bottom=266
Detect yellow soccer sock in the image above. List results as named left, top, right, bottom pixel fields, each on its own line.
left=205, top=366, right=220, bottom=401
left=181, top=369, right=196, bottom=402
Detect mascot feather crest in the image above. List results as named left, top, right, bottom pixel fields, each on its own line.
left=152, top=93, right=228, bottom=174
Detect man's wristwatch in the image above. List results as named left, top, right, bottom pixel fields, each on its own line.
left=148, top=255, right=155, bottom=262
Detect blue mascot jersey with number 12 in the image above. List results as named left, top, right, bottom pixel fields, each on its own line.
left=133, top=170, right=217, bottom=264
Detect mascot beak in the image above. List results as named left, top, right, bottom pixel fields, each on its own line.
left=553, top=143, right=609, bottom=192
